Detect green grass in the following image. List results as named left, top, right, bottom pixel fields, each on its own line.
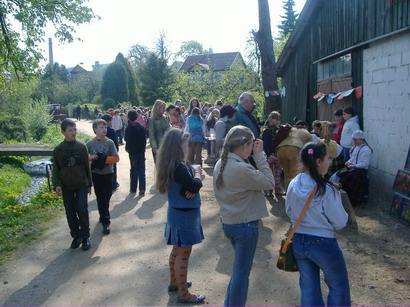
left=0, top=163, right=32, bottom=207
left=39, top=123, right=92, bottom=146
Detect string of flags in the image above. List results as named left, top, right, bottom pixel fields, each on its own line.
left=313, top=86, right=362, bottom=105
left=265, top=87, right=286, bottom=98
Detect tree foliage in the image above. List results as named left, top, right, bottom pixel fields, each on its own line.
left=176, top=40, right=205, bottom=60
left=115, top=52, right=138, bottom=104
left=101, top=62, right=129, bottom=103
left=278, top=0, right=298, bottom=37
left=0, top=0, right=96, bottom=78
left=128, top=44, right=150, bottom=67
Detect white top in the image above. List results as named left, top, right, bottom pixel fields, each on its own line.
left=348, top=144, right=372, bottom=169
left=112, top=115, right=123, bottom=131
left=340, top=116, right=360, bottom=148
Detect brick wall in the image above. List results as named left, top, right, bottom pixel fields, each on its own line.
left=363, top=31, right=410, bottom=199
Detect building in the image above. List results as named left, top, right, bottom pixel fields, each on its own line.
left=178, top=52, right=246, bottom=73
left=66, top=64, right=89, bottom=78
left=276, top=0, right=410, bottom=198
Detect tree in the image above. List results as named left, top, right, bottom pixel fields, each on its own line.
left=115, top=52, right=138, bottom=104
left=101, top=62, right=129, bottom=103
left=245, top=31, right=261, bottom=76
left=278, top=0, right=298, bottom=37
left=0, top=0, right=96, bottom=78
left=155, top=32, right=171, bottom=61
left=176, top=40, right=205, bottom=60
left=128, top=44, right=150, bottom=67
left=255, top=0, right=281, bottom=115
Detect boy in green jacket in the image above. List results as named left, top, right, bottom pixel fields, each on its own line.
left=52, top=119, right=92, bottom=251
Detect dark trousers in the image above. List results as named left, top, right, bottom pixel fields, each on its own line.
left=129, top=152, right=146, bottom=193
left=112, top=164, right=118, bottom=189
left=115, top=129, right=123, bottom=144
left=62, top=186, right=90, bottom=239
left=92, top=173, right=113, bottom=226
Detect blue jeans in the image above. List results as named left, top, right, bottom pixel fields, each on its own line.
left=129, top=153, right=146, bottom=193
left=342, top=147, right=351, bottom=162
left=222, top=221, right=259, bottom=307
left=292, top=233, right=351, bottom=307
left=115, top=129, right=123, bottom=144
left=62, top=186, right=90, bottom=239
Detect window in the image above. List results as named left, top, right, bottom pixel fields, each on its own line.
left=317, top=53, right=351, bottom=81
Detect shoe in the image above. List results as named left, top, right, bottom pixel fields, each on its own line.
left=139, top=191, right=145, bottom=197
left=177, top=294, right=205, bottom=304
left=168, top=281, right=192, bottom=292
left=102, top=224, right=110, bottom=235
left=70, top=237, right=82, bottom=249
left=82, top=238, right=91, bottom=251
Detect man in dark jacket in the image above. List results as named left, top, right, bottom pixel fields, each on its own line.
left=125, top=110, right=147, bottom=195
left=101, top=114, right=120, bottom=191
left=234, top=92, right=260, bottom=138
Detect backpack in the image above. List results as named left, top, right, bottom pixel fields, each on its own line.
left=273, top=124, right=292, bottom=148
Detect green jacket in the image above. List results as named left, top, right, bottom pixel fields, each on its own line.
left=234, top=105, right=260, bottom=138
left=149, top=116, right=170, bottom=150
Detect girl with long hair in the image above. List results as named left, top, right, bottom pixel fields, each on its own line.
left=213, top=126, right=274, bottom=307
left=148, top=99, right=170, bottom=162
left=156, top=128, right=205, bottom=304
left=286, top=142, right=350, bottom=307
left=187, top=97, right=201, bottom=116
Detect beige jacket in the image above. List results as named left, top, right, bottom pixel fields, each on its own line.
left=277, top=128, right=312, bottom=149
left=213, top=151, right=274, bottom=224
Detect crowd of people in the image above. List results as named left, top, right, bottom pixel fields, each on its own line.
left=52, top=91, right=373, bottom=306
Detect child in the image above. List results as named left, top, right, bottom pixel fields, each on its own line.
left=340, top=107, right=360, bottom=161
left=286, top=142, right=350, bottom=307
left=52, top=119, right=92, bottom=251
left=125, top=110, right=147, bottom=196
left=262, top=111, right=284, bottom=196
left=332, top=109, right=344, bottom=144
left=112, top=110, right=124, bottom=145
left=101, top=114, right=119, bottom=191
left=87, top=119, right=119, bottom=235
left=156, top=128, right=205, bottom=304
left=311, top=120, right=322, bottom=137
left=185, top=107, right=206, bottom=166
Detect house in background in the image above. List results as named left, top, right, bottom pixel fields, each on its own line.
left=67, top=64, right=89, bottom=79
left=276, top=0, right=410, bottom=198
left=178, top=52, right=246, bottom=73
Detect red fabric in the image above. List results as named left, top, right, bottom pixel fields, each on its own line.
left=355, top=86, right=363, bottom=99
left=333, top=123, right=344, bottom=144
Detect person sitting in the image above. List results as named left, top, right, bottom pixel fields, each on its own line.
left=330, top=130, right=372, bottom=205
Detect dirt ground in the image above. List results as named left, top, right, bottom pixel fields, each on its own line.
left=0, top=119, right=409, bottom=306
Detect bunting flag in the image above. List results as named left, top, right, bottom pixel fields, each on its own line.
left=265, top=90, right=280, bottom=97
left=313, top=86, right=363, bottom=103
left=313, top=92, right=326, bottom=99
left=355, top=86, right=363, bottom=98
left=337, top=88, right=355, bottom=100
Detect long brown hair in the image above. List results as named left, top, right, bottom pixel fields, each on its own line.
left=156, top=128, right=189, bottom=193
left=215, top=125, right=254, bottom=189
left=151, top=99, right=166, bottom=119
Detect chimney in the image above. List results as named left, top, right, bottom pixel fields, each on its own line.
left=48, top=38, right=54, bottom=66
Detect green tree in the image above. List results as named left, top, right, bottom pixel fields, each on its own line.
left=0, top=0, right=96, bottom=78
left=176, top=40, right=205, bottom=60
left=128, top=44, right=150, bottom=67
left=101, top=62, right=129, bottom=103
left=115, top=52, right=138, bottom=104
left=278, top=0, right=298, bottom=37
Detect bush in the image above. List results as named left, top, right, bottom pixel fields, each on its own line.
left=92, top=95, right=102, bottom=105
left=23, top=100, right=52, bottom=141
left=0, top=115, right=27, bottom=143
left=103, top=98, right=116, bottom=110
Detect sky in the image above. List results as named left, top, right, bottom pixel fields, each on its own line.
left=42, top=0, right=306, bottom=70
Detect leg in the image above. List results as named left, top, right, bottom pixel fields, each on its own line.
left=136, top=153, right=146, bottom=193
left=194, top=143, right=202, bottom=165
left=112, top=164, right=118, bottom=190
left=277, top=147, right=291, bottom=190
left=169, top=246, right=178, bottom=287
left=287, top=147, right=301, bottom=188
left=174, top=246, right=193, bottom=299
left=62, top=189, right=80, bottom=239
left=272, top=156, right=283, bottom=194
left=187, top=143, right=195, bottom=164
left=129, top=154, right=138, bottom=193
left=75, top=186, right=90, bottom=239
left=92, top=173, right=105, bottom=223
left=101, top=173, right=113, bottom=226
left=222, top=222, right=259, bottom=307
left=340, top=190, right=358, bottom=227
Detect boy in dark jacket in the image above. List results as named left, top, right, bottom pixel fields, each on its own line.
left=52, top=119, right=92, bottom=251
left=125, top=110, right=147, bottom=196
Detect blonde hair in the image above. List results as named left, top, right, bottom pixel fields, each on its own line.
left=215, top=126, right=254, bottom=189
left=156, top=128, right=190, bottom=194
left=151, top=99, right=166, bottom=119
left=319, top=121, right=333, bottom=144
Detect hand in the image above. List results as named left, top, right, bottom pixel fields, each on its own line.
left=55, top=186, right=62, bottom=195
left=345, top=162, right=352, bottom=168
left=185, top=191, right=195, bottom=199
left=89, top=154, right=98, bottom=161
left=253, top=139, right=263, bottom=154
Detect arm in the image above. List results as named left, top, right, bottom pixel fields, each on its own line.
left=351, top=146, right=371, bottom=169
left=174, top=163, right=203, bottom=193
left=82, top=145, right=92, bottom=187
left=51, top=149, right=62, bottom=190
left=105, top=140, right=120, bottom=164
left=148, top=119, right=158, bottom=150
left=323, top=188, right=348, bottom=230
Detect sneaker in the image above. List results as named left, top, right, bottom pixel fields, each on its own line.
left=139, top=191, right=145, bottom=197
left=102, top=225, right=110, bottom=235
left=177, top=294, right=205, bottom=304
left=82, top=238, right=91, bottom=251
left=70, top=237, right=82, bottom=249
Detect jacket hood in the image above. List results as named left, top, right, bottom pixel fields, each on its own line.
left=289, top=173, right=317, bottom=199
left=347, top=115, right=359, bottom=124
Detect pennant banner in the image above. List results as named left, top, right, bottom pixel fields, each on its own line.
left=314, top=86, right=363, bottom=103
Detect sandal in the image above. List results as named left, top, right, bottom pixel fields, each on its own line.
left=177, top=294, right=206, bottom=304
left=168, top=281, right=192, bottom=292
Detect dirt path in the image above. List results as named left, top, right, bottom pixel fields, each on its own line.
left=0, top=119, right=409, bottom=306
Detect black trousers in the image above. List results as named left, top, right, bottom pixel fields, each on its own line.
left=92, top=173, right=113, bottom=226
left=62, top=186, right=90, bottom=239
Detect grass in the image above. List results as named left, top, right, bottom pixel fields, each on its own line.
left=0, top=162, right=32, bottom=207
left=39, top=123, right=92, bottom=146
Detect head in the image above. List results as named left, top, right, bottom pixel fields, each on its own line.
left=352, top=130, right=365, bottom=146
left=61, top=119, right=77, bottom=141
left=175, top=99, right=182, bottom=107
left=219, top=105, right=236, bottom=120
left=101, top=114, right=113, bottom=127
left=166, top=104, right=176, bottom=114
left=191, top=107, right=201, bottom=117
left=92, top=119, right=108, bottom=137
left=266, top=111, right=281, bottom=128
left=128, top=110, right=138, bottom=122
left=174, top=107, right=181, bottom=115
left=343, top=107, right=355, bottom=121
left=334, top=109, right=344, bottom=124
left=238, top=92, right=255, bottom=112
left=152, top=99, right=166, bottom=118
left=215, top=126, right=255, bottom=189
left=215, top=100, right=224, bottom=110
left=312, top=120, right=322, bottom=134
left=114, top=110, right=120, bottom=116
left=210, top=108, right=220, bottom=119
left=300, top=142, right=331, bottom=196
left=319, top=121, right=333, bottom=143
left=156, top=128, right=190, bottom=194
left=189, top=98, right=200, bottom=109
left=295, top=120, right=308, bottom=130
